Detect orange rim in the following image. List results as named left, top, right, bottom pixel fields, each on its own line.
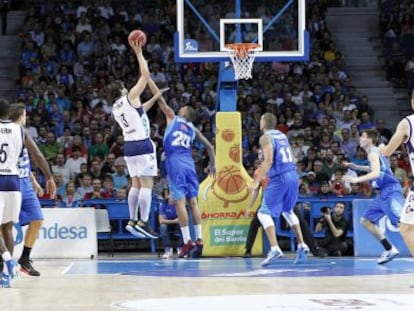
left=225, top=43, right=260, bottom=58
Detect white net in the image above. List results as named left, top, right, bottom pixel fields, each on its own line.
left=225, top=43, right=260, bottom=80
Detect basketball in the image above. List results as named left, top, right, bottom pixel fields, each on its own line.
left=216, top=166, right=245, bottom=195
left=221, top=129, right=235, bottom=142
left=128, top=30, right=147, bottom=47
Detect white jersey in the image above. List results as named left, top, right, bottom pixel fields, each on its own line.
left=112, top=95, right=155, bottom=157
left=402, top=114, right=414, bottom=225
left=405, top=115, right=414, bottom=170
left=112, top=95, right=150, bottom=142
left=0, top=120, right=24, bottom=176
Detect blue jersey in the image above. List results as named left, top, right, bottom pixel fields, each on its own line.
left=163, top=116, right=196, bottom=161
left=18, top=147, right=32, bottom=189
left=265, top=130, right=296, bottom=178
left=163, top=116, right=199, bottom=201
left=369, top=147, right=401, bottom=190
left=159, top=201, right=178, bottom=220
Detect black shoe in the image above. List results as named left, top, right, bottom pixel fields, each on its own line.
left=135, top=221, right=159, bottom=239
left=312, top=246, right=327, bottom=258
left=18, top=258, right=40, bottom=276
left=243, top=251, right=252, bottom=258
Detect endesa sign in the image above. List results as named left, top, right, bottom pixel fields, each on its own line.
left=14, top=208, right=97, bottom=259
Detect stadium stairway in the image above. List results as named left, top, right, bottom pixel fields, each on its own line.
left=326, top=4, right=406, bottom=129
left=0, top=10, right=25, bottom=101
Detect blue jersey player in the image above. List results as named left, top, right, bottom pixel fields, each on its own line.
left=9, top=103, right=56, bottom=276
left=343, top=129, right=403, bottom=264
left=147, top=78, right=216, bottom=258
left=249, top=113, right=309, bottom=266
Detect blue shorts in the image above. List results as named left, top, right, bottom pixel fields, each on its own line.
left=259, top=170, right=299, bottom=217
left=166, top=160, right=199, bottom=201
left=362, top=183, right=403, bottom=226
left=19, top=179, right=43, bottom=226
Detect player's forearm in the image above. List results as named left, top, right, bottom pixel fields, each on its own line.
left=248, top=189, right=259, bottom=210
left=136, top=52, right=150, bottom=78
left=350, top=163, right=370, bottom=172
left=25, top=134, right=53, bottom=179
left=355, top=171, right=379, bottom=183
left=254, top=165, right=270, bottom=186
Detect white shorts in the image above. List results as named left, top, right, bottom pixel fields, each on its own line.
left=125, top=152, right=157, bottom=178
left=0, top=191, right=22, bottom=224
left=401, top=190, right=414, bottom=225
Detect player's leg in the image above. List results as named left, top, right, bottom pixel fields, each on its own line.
left=257, top=179, right=284, bottom=266
left=399, top=193, right=414, bottom=285
left=400, top=194, right=414, bottom=258
left=18, top=190, right=44, bottom=276
left=361, top=196, right=399, bottom=264
left=135, top=153, right=158, bottom=239
left=1, top=191, right=21, bottom=286
left=281, top=172, right=309, bottom=263
left=123, top=156, right=145, bottom=237
left=186, top=172, right=203, bottom=258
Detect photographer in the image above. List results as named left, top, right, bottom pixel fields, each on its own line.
left=315, top=202, right=350, bottom=256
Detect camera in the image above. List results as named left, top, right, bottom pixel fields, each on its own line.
left=320, top=206, right=330, bottom=214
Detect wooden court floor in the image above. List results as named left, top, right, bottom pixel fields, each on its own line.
left=1, top=253, right=414, bottom=311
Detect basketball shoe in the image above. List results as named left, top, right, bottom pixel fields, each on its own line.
left=18, top=258, right=40, bottom=276
left=261, top=247, right=284, bottom=266
left=125, top=221, right=146, bottom=238
left=294, top=244, right=310, bottom=264
left=189, top=239, right=203, bottom=258
left=377, top=246, right=399, bottom=264
left=135, top=221, right=159, bottom=239
left=162, top=247, right=173, bottom=260
left=178, top=240, right=196, bottom=258
left=5, top=259, right=18, bottom=279
left=0, top=272, right=10, bottom=288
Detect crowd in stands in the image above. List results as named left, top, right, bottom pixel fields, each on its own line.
left=12, top=0, right=413, bottom=211
left=379, top=0, right=414, bottom=92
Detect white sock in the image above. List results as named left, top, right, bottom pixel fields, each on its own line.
left=181, top=226, right=191, bottom=243
left=2, top=251, right=12, bottom=261
left=271, top=246, right=281, bottom=252
left=194, top=224, right=202, bottom=240
left=128, top=187, right=140, bottom=221
left=298, top=243, right=307, bottom=249
left=138, top=187, right=152, bottom=222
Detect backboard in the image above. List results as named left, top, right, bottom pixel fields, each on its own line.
left=175, top=0, right=309, bottom=63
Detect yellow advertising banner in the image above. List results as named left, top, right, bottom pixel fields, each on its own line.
left=198, top=112, right=263, bottom=256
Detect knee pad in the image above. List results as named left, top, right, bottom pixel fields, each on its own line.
left=282, top=211, right=299, bottom=227
left=257, top=212, right=274, bottom=229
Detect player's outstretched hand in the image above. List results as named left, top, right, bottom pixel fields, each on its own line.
left=130, top=40, right=143, bottom=55
left=342, top=175, right=357, bottom=184
left=207, top=163, right=216, bottom=179
left=46, top=178, right=57, bottom=199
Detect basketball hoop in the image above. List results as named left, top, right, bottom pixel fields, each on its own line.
left=224, top=43, right=260, bottom=80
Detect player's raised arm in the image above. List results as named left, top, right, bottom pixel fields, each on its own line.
left=194, top=127, right=216, bottom=177
left=379, top=119, right=409, bottom=157
left=128, top=41, right=150, bottom=107
left=147, top=78, right=175, bottom=123
left=140, top=87, right=169, bottom=113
